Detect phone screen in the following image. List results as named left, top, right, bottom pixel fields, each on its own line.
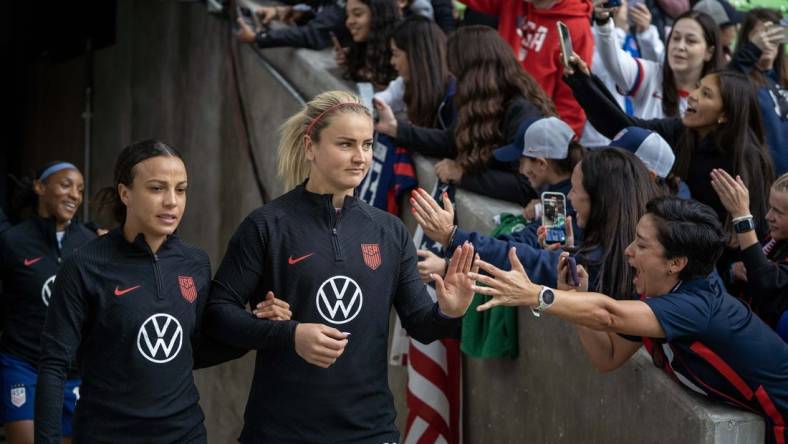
left=541, top=192, right=567, bottom=244
left=556, top=22, right=573, bottom=70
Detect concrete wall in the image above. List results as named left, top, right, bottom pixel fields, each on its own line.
left=14, top=0, right=765, bottom=442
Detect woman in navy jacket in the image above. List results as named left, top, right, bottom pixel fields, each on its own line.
left=0, top=162, right=95, bottom=443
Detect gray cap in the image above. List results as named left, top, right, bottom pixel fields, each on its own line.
left=493, top=117, right=575, bottom=162
left=692, top=0, right=744, bottom=26
left=610, top=127, right=675, bottom=178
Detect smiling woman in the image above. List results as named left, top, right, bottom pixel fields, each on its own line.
left=0, top=161, right=96, bottom=444
left=207, top=90, right=479, bottom=444
left=35, top=140, right=247, bottom=443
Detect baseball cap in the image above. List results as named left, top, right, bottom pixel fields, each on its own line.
left=609, top=127, right=675, bottom=178
left=493, top=117, right=575, bottom=162
left=692, top=0, right=744, bottom=27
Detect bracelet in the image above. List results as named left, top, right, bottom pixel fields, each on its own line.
left=446, top=225, right=458, bottom=248
left=731, top=215, right=753, bottom=223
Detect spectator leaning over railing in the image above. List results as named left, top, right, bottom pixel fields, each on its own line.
left=563, top=54, right=774, bottom=244
left=375, top=26, right=556, bottom=205
left=456, top=0, right=594, bottom=136
left=469, top=196, right=788, bottom=444
left=236, top=0, right=351, bottom=50
left=334, top=0, right=401, bottom=89
left=411, top=148, right=662, bottom=302
left=593, top=7, right=722, bottom=120
left=712, top=168, right=788, bottom=342
left=728, top=8, right=788, bottom=176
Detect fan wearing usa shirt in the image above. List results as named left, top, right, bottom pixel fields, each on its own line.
left=0, top=162, right=95, bottom=443
left=34, top=141, right=248, bottom=444
left=207, top=90, right=478, bottom=444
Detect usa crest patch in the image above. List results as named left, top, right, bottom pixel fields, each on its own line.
left=10, top=386, right=25, bottom=408
left=361, top=244, right=381, bottom=270
left=178, top=276, right=197, bottom=303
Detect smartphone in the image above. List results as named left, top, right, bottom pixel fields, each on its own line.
left=602, top=0, right=622, bottom=8
left=556, top=21, right=573, bottom=71
left=237, top=6, right=256, bottom=29
left=566, top=256, right=580, bottom=287
left=357, top=82, right=379, bottom=122
left=541, top=191, right=567, bottom=245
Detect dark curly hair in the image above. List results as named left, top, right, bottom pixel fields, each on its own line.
left=345, top=0, right=400, bottom=87
left=447, top=26, right=557, bottom=173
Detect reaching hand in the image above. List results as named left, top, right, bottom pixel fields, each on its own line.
left=468, top=248, right=542, bottom=311
left=410, top=188, right=455, bottom=246
left=710, top=169, right=751, bottom=219
left=564, top=52, right=591, bottom=77
left=522, top=199, right=540, bottom=221
left=434, top=159, right=463, bottom=183
left=434, top=243, right=479, bottom=318
left=749, top=22, right=785, bottom=53
left=294, top=324, right=349, bottom=368
left=236, top=18, right=257, bottom=43
left=557, top=252, right=589, bottom=292
left=331, top=33, right=349, bottom=67
left=537, top=215, right=575, bottom=251
left=416, top=249, right=447, bottom=283
left=731, top=261, right=748, bottom=283
left=629, top=3, right=652, bottom=34
left=252, top=291, right=292, bottom=320
left=373, top=98, right=397, bottom=137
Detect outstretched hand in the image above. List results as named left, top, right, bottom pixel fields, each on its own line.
left=710, top=168, right=750, bottom=219
left=434, top=243, right=479, bottom=318
left=468, top=247, right=541, bottom=311
left=410, top=188, right=455, bottom=246
left=563, top=52, right=591, bottom=77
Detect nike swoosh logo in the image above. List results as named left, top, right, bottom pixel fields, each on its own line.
left=288, top=253, right=314, bottom=265
left=24, top=257, right=43, bottom=267
left=114, top=285, right=142, bottom=297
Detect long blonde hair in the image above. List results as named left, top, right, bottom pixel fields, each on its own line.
left=278, top=90, right=371, bottom=191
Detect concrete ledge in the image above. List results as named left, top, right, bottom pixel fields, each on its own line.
left=245, top=37, right=764, bottom=442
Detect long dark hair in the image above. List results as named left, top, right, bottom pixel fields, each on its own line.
left=580, top=149, right=662, bottom=299
left=345, top=0, right=400, bottom=86
left=674, top=70, right=774, bottom=227
left=737, top=8, right=788, bottom=89
left=662, top=11, right=722, bottom=117
left=104, top=140, right=183, bottom=224
left=391, top=16, right=450, bottom=128
left=447, top=26, right=557, bottom=172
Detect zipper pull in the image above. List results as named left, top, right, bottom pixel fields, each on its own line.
left=153, top=253, right=159, bottom=262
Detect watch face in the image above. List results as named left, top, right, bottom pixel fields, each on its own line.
left=542, top=288, right=555, bottom=305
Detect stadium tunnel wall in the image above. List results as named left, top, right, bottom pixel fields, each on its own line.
left=15, top=0, right=765, bottom=442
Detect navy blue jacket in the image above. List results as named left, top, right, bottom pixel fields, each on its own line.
left=207, top=185, right=459, bottom=444
left=0, top=217, right=96, bottom=369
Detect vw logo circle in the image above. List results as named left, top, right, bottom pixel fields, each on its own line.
left=136, top=313, right=183, bottom=364
left=316, top=275, right=363, bottom=325
left=41, top=275, right=56, bottom=307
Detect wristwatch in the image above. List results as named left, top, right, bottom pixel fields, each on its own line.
left=733, top=216, right=755, bottom=234
left=530, top=286, right=556, bottom=318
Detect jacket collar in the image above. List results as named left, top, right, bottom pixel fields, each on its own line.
left=107, top=226, right=181, bottom=257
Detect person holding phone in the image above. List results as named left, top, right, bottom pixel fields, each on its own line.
left=728, top=8, right=788, bottom=176
left=411, top=148, right=662, bottom=302
left=206, top=90, right=479, bottom=443
left=456, top=0, right=594, bottom=136
left=469, top=196, right=788, bottom=444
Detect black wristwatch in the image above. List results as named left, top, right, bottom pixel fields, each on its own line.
left=733, top=216, right=756, bottom=234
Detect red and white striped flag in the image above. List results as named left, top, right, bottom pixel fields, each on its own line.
left=390, top=181, right=462, bottom=444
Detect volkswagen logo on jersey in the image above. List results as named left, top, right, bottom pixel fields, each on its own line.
left=316, top=275, right=363, bottom=325
left=136, top=313, right=183, bottom=364
left=41, top=275, right=56, bottom=307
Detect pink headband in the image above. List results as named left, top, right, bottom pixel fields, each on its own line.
left=305, top=102, right=361, bottom=138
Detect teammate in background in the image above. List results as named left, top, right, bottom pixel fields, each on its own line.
left=206, top=90, right=478, bottom=443
left=35, top=141, right=248, bottom=443
left=0, top=162, right=95, bottom=444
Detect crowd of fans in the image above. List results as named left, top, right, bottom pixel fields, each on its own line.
left=0, top=0, right=786, bottom=442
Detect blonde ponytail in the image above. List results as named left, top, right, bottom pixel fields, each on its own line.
left=277, top=90, right=371, bottom=191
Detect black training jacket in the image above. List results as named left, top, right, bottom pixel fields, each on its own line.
left=35, top=228, right=235, bottom=444
left=0, top=217, right=96, bottom=370
left=207, top=184, right=460, bottom=444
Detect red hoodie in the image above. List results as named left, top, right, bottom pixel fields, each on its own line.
left=461, top=0, right=594, bottom=135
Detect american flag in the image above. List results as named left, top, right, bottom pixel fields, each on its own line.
left=391, top=181, right=462, bottom=444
